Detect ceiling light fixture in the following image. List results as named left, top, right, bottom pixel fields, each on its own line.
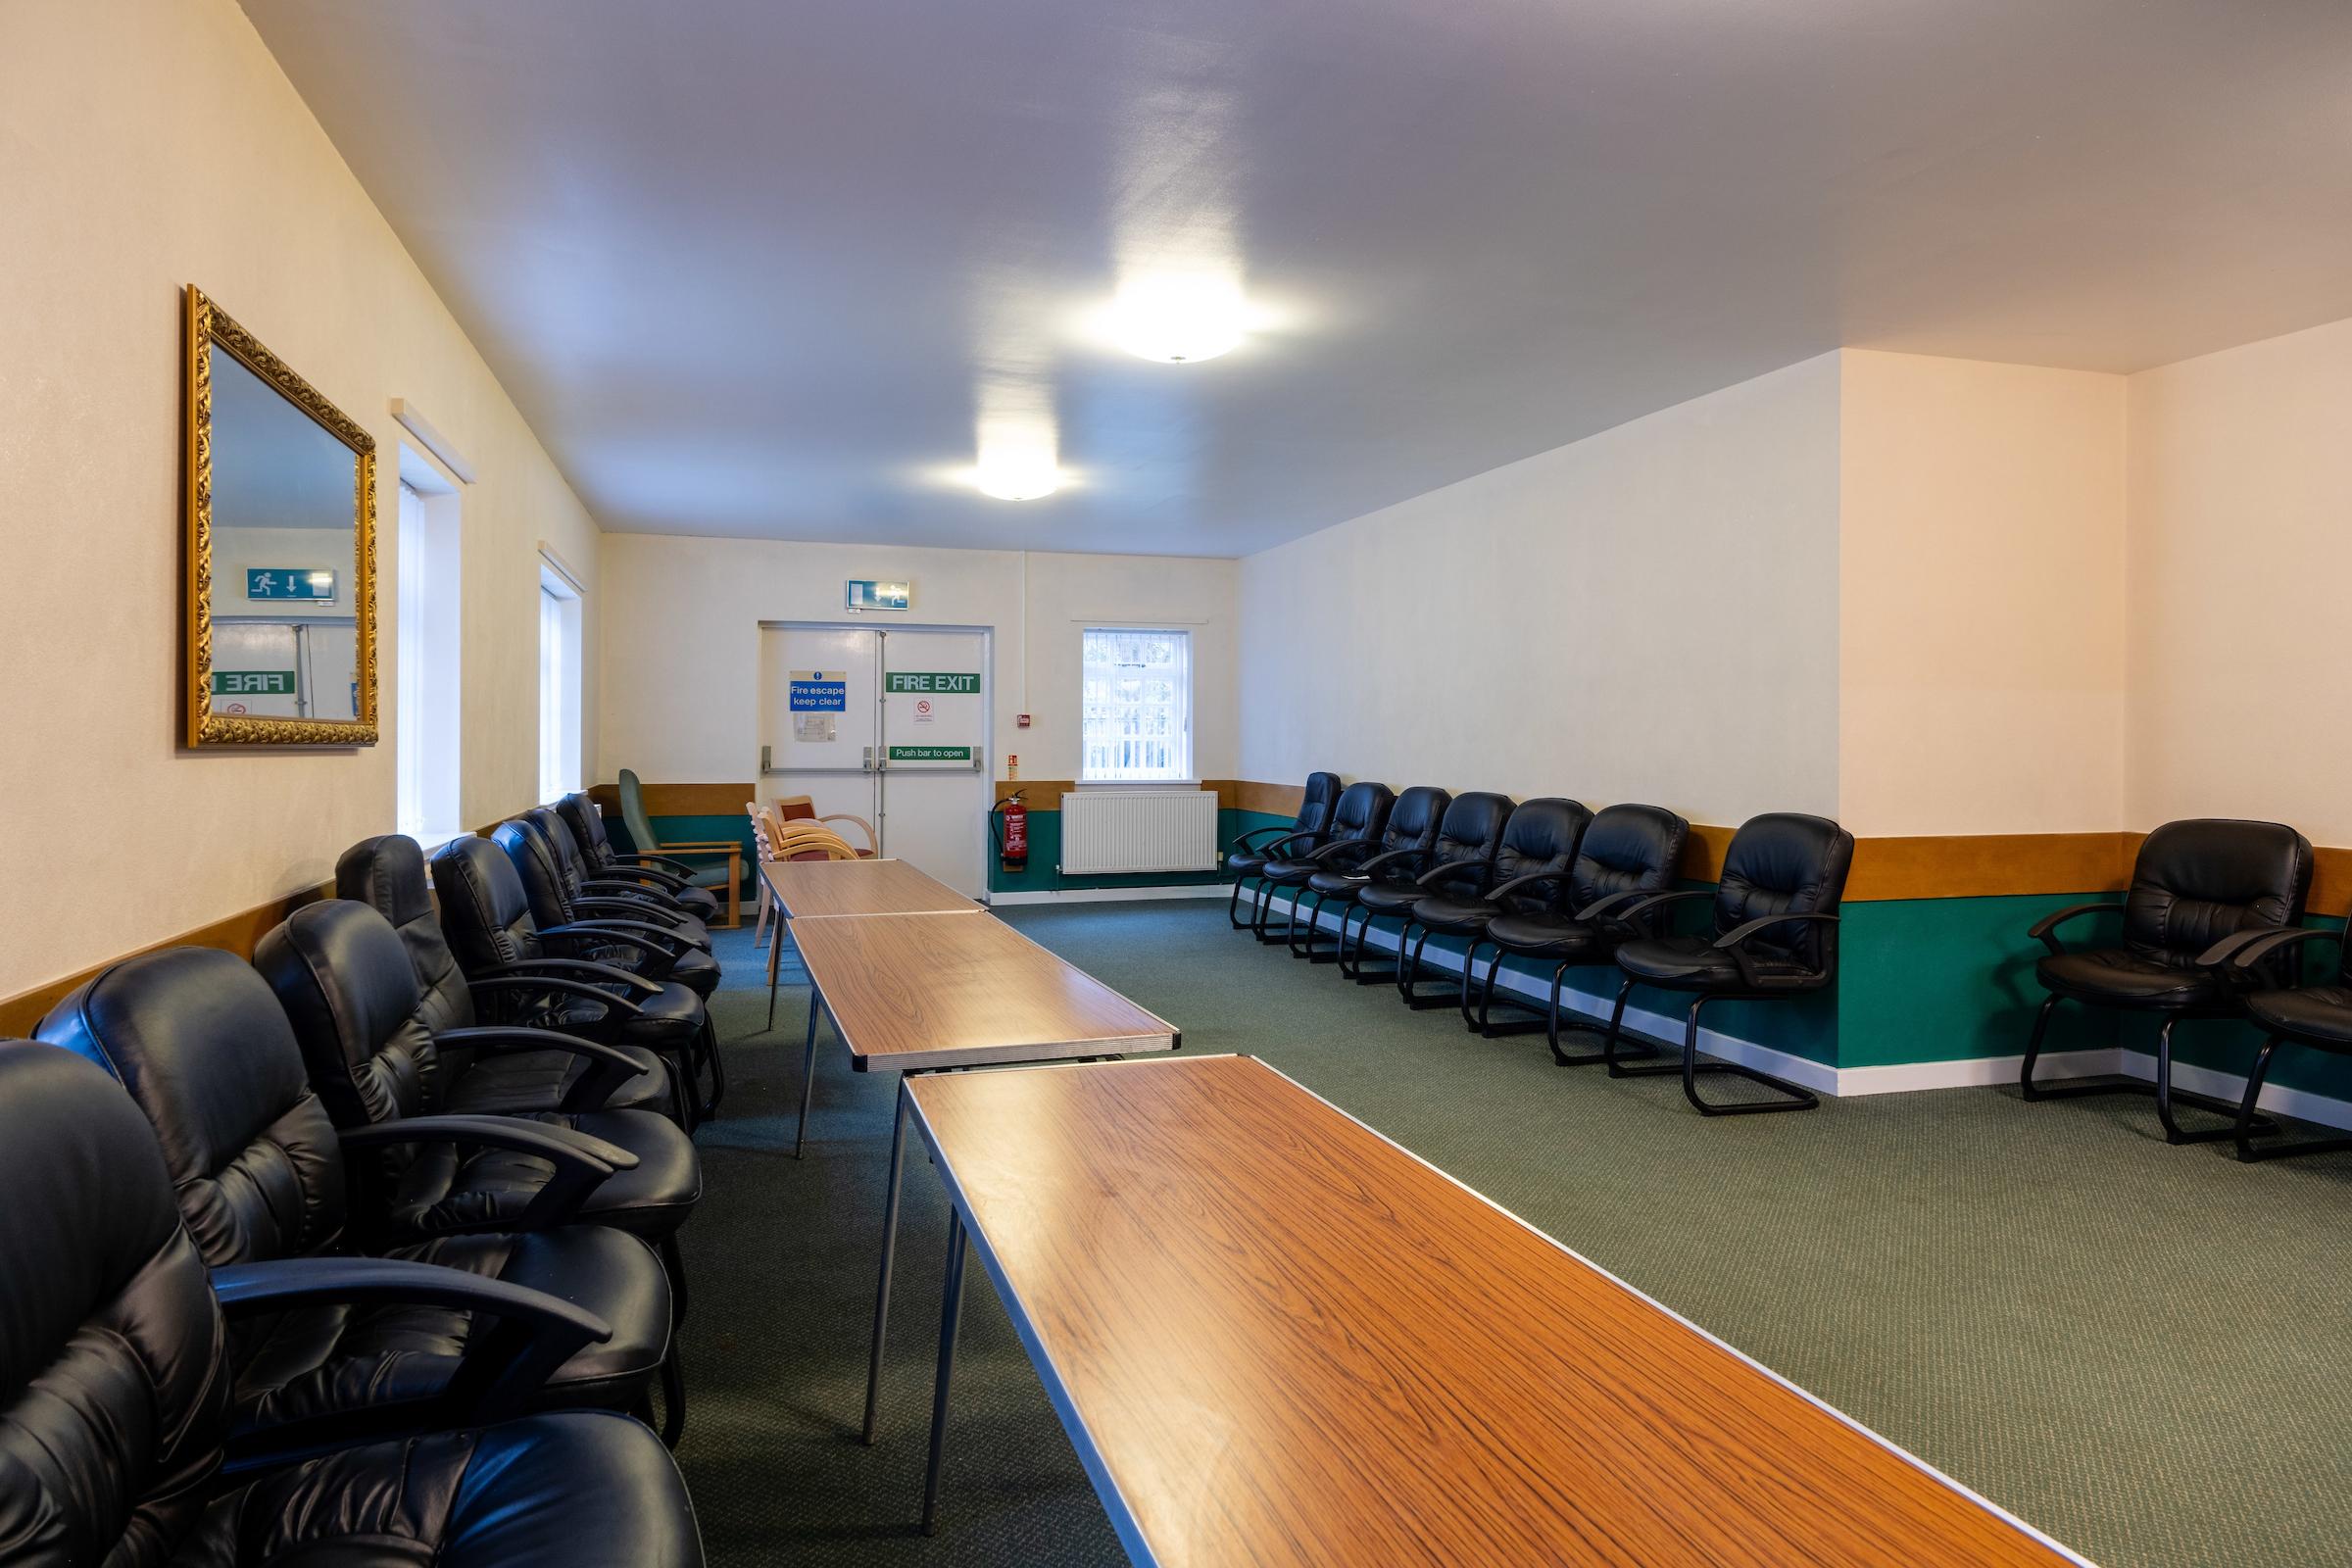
left=1105, top=271, right=1249, bottom=364
left=972, top=437, right=1060, bottom=501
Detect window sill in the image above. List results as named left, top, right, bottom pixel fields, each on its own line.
left=1073, top=778, right=1204, bottom=789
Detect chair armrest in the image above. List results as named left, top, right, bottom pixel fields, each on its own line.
left=651, top=840, right=741, bottom=862
left=1711, top=911, right=1840, bottom=988
left=1606, top=889, right=1713, bottom=927
left=573, top=895, right=693, bottom=929
left=545, top=920, right=690, bottom=961
left=817, top=812, right=877, bottom=851
left=581, top=874, right=691, bottom=902
left=476, top=957, right=664, bottom=997
left=1575, top=887, right=1665, bottom=922
left=1353, top=846, right=1427, bottom=875
left=2027, top=902, right=2125, bottom=956
left=611, top=851, right=704, bottom=878
left=1485, top=869, right=1564, bottom=903
left=468, top=976, right=649, bottom=1019
left=2201, top=925, right=2343, bottom=974
left=437, top=1026, right=649, bottom=1110
left=340, top=1115, right=633, bottom=1231
left=1413, top=859, right=1484, bottom=889
left=597, top=859, right=694, bottom=892
left=1305, top=835, right=1376, bottom=861
left=1230, top=824, right=1298, bottom=853
left=212, top=1255, right=610, bottom=1430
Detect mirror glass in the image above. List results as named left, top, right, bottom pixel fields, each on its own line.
left=204, top=341, right=363, bottom=723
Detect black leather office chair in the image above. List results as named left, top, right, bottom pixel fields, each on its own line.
left=1478, top=804, right=1690, bottom=1060
left=31, top=953, right=680, bottom=1459
left=434, top=834, right=723, bottom=1123
left=2202, top=888, right=2352, bottom=1162
left=2020, top=817, right=2312, bottom=1145
left=1227, top=770, right=1341, bottom=936
left=505, top=812, right=720, bottom=991
left=338, top=833, right=678, bottom=1122
left=0, top=1040, right=704, bottom=1565
left=1603, top=812, right=1854, bottom=1115
left=1254, top=781, right=1394, bottom=955
left=1321, top=786, right=1452, bottom=978
left=560, top=789, right=724, bottom=925
left=1375, top=792, right=1514, bottom=1007
left=1400, top=798, right=1592, bottom=1027
left=528, top=805, right=714, bottom=942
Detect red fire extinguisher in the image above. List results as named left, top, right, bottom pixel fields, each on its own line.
left=992, top=791, right=1029, bottom=873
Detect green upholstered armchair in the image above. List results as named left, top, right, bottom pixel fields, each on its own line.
left=616, top=768, right=743, bottom=928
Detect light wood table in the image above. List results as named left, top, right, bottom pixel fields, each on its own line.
left=759, top=858, right=983, bottom=1026
left=784, top=908, right=1182, bottom=1448
left=896, top=1054, right=2093, bottom=1564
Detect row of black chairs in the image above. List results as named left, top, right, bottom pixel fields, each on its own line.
left=0, top=801, right=733, bottom=1565
left=1227, top=773, right=1854, bottom=1116
left=2017, top=815, right=2352, bottom=1161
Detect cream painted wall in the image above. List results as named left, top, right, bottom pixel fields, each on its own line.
left=1837, top=351, right=2128, bottom=837
left=597, top=536, right=1238, bottom=786
left=0, top=0, right=603, bottom=998
left=1238, top=354, right=1842, bottom=825
left=2126, top=315, right=2352, bottom=848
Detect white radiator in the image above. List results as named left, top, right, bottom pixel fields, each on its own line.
left=1059, top=789, right=1220, bottom=875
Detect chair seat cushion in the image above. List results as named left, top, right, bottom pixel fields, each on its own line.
left=230, top=1226, right=670, bottom=1440
left=2246, top=984, right=2352, bottom=1049
left=1355, top=883, right=1431, bottom=915
left=445, top=1046, right=673, bottom=1119
left=1227, top=851, right=1271, bottom=875
left=179, top=1410, right=701, bottom=1567
left=662, top=884, right=722, bottom=921
left=1305, top=869, right=1369, bottom=898
left=2036, top=947, right=2225, bottom=1009
left=1260, top=857, right=1322, bottom=883
left=1412, top=897, right=1501, bottom=935
left=564, top=980, right=707, bottom=1054
left=388, top=1107, right=703, bottom=1243
left=666, top=946, right=719, bottom=999
left=1487, top=912, right=1606, bottom=959
left=1616, top=934, right=1818, bottom=991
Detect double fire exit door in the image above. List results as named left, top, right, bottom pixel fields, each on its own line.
left=759, top=624, right=990, bottom=897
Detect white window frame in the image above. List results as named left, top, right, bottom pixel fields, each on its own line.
left=538, top=553, right=584, bottom=803
left=1079, top=625, right=1195, bottom=784
left=394, top=449, right=464, bottom=847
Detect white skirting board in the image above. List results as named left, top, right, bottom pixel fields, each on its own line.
left=1252, top=892, right=2352, bottom=1130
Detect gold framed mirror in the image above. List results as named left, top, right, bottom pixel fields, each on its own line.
left=183, top=284, right=378, bottom=747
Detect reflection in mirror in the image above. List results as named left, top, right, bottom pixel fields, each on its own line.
left=205, top=344, right=363, bottom=723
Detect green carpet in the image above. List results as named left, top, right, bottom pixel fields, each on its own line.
left=678, top=901, right=2352, bottom=1567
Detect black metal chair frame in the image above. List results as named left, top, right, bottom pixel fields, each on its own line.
left=1596, top=891, right=1836, bottom=1115
left=1395, top=861, right=1510, bottom=1011
left=2202, top=925, right=2352, bottom=1163
left=1227, top=824, right=1332, bottom=943
left=2017, top=904, right=2282, bottom=1148
left=1272, top=833, right=1392, bottom=961
left=1460, top=888, right=1663, bottom=1066
left=1331, top=845, right=1440, bottom=984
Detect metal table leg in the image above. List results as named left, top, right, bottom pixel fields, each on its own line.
left=920, top=1207, right=969, bottom=1536
left=795, top=986, right=823, bottom=1158
left=765, top=919, right=784, bottom=1030
left=862, top=1077, right=911, bottom=1445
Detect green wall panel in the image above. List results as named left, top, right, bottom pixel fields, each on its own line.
left=1837, top=894, right=2121, bottom=1067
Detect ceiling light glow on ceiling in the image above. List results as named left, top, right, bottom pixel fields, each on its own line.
left=1105, top=271, right=1249, bottom=364
left=972, top=430, right=1061, bottom=501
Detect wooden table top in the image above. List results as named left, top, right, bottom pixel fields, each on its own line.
left=906, top=1055, right=2088, bottom=1568
left=760, top=857, right=983, bottom=919
left=789, top=911, right=1179, bottom=1072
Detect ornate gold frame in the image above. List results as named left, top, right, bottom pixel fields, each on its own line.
left=183, top=284, right=378, bottom=747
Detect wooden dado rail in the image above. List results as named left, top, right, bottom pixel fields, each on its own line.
left=0, top=790, right=765, bottom=1040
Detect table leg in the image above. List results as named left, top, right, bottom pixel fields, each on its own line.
left=765, top=919, right=784, bottom=1031
left=920, top=1206, right=969, bottom=1536
left=861, top=1078, right=911, bottom=1445
left=795, top=987, right=822, bottom=1158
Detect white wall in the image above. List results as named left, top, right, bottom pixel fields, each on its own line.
left=598, top=536, right=1238, bottom=785
left=1239, top=354, right=1843, bottom=825
left=1838, top=351, right=2129, bottom=837
left=0, top=0, right=602, bottom=998
left=2126, top=315, right=2352, bottom=847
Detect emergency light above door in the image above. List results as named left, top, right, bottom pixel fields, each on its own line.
left=846, top=579, right=910, bottom=612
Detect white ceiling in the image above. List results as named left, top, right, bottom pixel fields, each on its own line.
left=243, top=0, right=2352, bottom=557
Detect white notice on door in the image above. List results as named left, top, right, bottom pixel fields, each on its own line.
left=794, top=713, right=836, bottom=742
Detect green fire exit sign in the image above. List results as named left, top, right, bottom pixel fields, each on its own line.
left=885, top=672, right=979, bottom=694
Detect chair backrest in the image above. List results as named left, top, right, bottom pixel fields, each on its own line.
left=256, top=900, right=443, bottom=1129
left=1570, top=804, right=1690, bottom=924
left=0, top=1041, right=228, bottom=1564
left=1293, top=771, right=1342, bottom=839
left=495, top=814, right=579, bottom=930
left=2125, top=818, right=2313, bottom=965
left=337, top=833, right=477, bottom=1037
left=1711, top=813, right=1856, bottom=974
left=431, top=832, right=551, bottom=973
left=1325, top=781, right=1395, bottom=848
left=617, top=767, right=661, bottom=857
left=557, top=791, right=619, bottom=869
left=1428, top=792, right=1514, bottom=878
left=528, top=806, right=603, bottom=904
left=1379, top=786, right=1451, bottom=861
left=36, top=948, right=346, bottom=1266
left=1489, top=798, right=1592, bottom=910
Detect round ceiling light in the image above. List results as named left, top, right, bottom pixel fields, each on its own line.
left=1106, top=272, right=1249, bottom=364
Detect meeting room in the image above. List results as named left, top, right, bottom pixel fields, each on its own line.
left=4, top=2, right=2350, bottom=1564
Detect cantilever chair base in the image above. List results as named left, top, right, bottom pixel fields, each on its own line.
left=1600, top=978, right=1818, bottom=1115
left=2019, top=993, right=2279, bottom=1147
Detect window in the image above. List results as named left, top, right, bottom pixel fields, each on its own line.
left=394, top=455, right=463, bottom=843
left=1081, top=627, right=1193, bottom=781
left=538, top=556, right=583, bottom=802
